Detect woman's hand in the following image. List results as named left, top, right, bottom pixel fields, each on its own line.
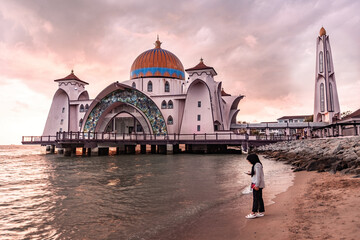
left=254, top=186, right=259, bottom=191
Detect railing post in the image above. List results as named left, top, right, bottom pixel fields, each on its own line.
left=205, top=133, right=206, bottom=140
left=216, top=133, right=218, bottom=140
left=230, top=132, right=232, bottom=140
left=193, top=133, right=195, bottom=140
left=70, top=131, right=72, bottom=140
left=48, top=135, right=50, bottom=141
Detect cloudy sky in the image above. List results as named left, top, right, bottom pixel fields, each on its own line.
left=1, top=0, right=360, bottom=144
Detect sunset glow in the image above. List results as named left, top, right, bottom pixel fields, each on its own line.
left=1, top=0, right=359, bottom=144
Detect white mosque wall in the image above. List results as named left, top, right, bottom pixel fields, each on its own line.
left=43, top=89, right=69, bottom=136
left=180, top=80, right=214, bottom=134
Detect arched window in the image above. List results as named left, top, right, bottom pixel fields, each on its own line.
left=60, top=119, right=63, bottom=125
left=80, top=104, right=84, bottom=112
left=165, top=81, right=170, bottom=92
left=161, top=100, right=167, bottom=109
left=168, top=100, right=173, bottom=109
left=320, top=83, right=325, bottom=112
left=329, top=83, right=334, bottom=111
left=147, top=81, right=153, bottom=92
left=167, top=116, right=173, bottom=125
left=132, top=82, right=136, bottom=88
left=79, top=118, right=83, bottom=128
left=319, top=51, right=324, bottom=73
left=85, top=104, right=89, bottom=111
left=326, top=51, right=331, bottom=72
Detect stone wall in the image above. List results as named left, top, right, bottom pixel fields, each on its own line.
left=257, top=137, right=360, bottom=176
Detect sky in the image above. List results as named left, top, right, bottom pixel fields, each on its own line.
left=1, top=0, right=360, bottom=144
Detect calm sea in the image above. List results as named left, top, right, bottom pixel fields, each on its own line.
left=0, top=145, right=294, bottom=240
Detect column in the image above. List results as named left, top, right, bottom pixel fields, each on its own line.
left=166, top=144, right=173, bottom=155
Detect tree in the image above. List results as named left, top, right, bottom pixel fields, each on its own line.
left=341, top=111, right=352, bottom=118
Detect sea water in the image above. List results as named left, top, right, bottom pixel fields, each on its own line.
left=0, top=145, right=294, bottom=240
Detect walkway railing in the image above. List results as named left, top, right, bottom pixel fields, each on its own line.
left=22, top=132, right=297, bottom=145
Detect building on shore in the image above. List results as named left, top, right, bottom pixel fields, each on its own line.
left=43, top=37, right=244, bottom=137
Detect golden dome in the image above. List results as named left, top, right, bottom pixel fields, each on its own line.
left=319, top=27, right=326, bottom=37
left=130, top=37, right=185, bottom=80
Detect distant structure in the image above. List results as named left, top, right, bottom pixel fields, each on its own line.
left=313, top=27, right=341, bottom=123
left=42, top=37, right=244, bottom=137
left=277, top=115, right=312, bottom=124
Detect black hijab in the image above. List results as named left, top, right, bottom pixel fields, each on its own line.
left=246, top=154, right=262, bottom=177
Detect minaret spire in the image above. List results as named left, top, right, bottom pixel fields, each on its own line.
left=314, top=27, right=340, bottom=123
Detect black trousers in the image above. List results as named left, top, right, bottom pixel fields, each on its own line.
left=252, top=188, right=265, bottom=213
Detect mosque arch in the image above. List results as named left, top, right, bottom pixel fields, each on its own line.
left=85, top=104, right=89, bottom=111
left=326, top=51, right=331, bottom=72
left=329, top=82, right=334, bottom=111
left=320, top=83, right=325, bottom=112
left=102, top=107, right=152, bottom=134
left=168, top=100, right=173, bottom=109
left=165, top=81, right=170, bottom=92
left=79, top=118, right=83, bottom=129
left=167, top=116, right=173, bottom=125
left=180, top=79, right=214, bottom=133
left=147, top=81, right=153, bottom=92
left=43, top=88, right=70, bottom=135
left=78, top=91, right=89, bottom=100
left=161, top=100, right=167, bottom=109
left=80, top=104, right=85, bottom=112
left=82, top=82, right=167, bottom=134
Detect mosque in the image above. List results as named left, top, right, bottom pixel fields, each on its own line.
left=42, top=37, right=244, bottom=137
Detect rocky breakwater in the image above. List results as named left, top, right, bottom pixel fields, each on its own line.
left=257, top=136, right=360, bottom=176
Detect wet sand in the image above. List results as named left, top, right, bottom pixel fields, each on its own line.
left=168, top=171, right=360, bottom=240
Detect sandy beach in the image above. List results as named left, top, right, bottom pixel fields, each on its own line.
left=241, top=171, right=360, bottom=240
left=167, top=171, right=360, bottom=240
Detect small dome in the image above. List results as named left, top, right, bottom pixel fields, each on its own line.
left=319, top=27, right=326, bottom=37
left=130, top=37, right=185, bottom=80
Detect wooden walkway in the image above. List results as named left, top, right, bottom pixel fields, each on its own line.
left=22, top=132, right=296, bottom=147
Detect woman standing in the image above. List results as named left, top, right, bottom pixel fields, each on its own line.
left=245, top=154, right=265, bottom=219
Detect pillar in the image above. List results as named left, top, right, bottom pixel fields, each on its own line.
left=91, top=147, right=99, bottom=156
left=338, top=125, right=343, bottom=136
left=173, top=144, right=180, bottom=154
left=246, top=129, right=250, bottom=135
left=57, top=148, right=64, bottom=155
left=158, top=145, right=166, bottom=154
left=265, top=128, right=270, bottom=136
left=46, top=145, right=55, bottom=154
left=87, top=148, right=92, bottom=156
left=285, top=128, right=290, bottom=136
left=141, top=145, right=147, bottom=154
left=64, top=147, right=72, bottom=157
left=166, top=144, right=173, bottom=155
left=126, top=145, right=136, bottom=154
left=151, top=145, right=156, bottom=154
left=307, top=127, right=311, bottom=138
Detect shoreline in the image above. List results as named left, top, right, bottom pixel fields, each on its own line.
left=165, top=170, right=360, bottom=240
left=238, top=171, right=360, bottom=240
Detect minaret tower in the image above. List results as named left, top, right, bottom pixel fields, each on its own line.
left=314, top=27, right=340, bottom=123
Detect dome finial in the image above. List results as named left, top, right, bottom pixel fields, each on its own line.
left=200, top=57, right=204, bottom=63
left=154, top=35, right=162, bottom=49
left=71, top=69, right=74, bottom=74
left=319, top=26, right=326, bottom=37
